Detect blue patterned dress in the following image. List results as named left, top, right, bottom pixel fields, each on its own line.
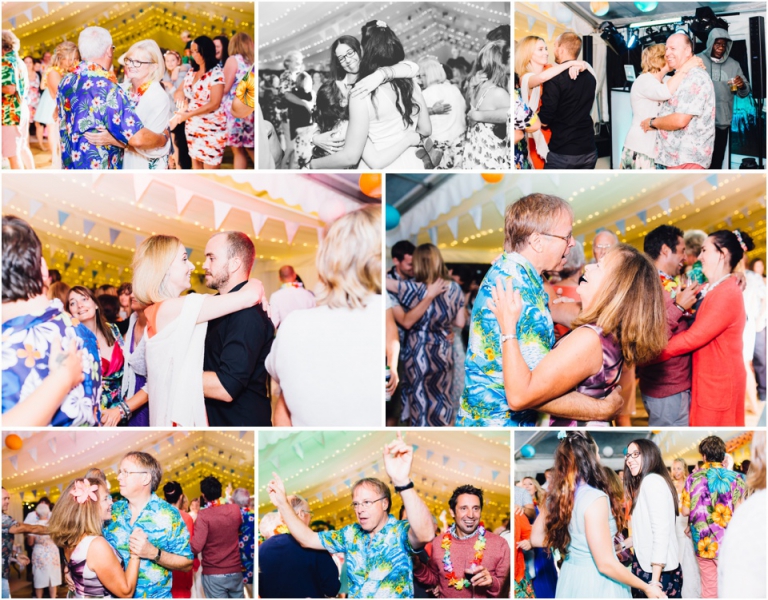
left=394, top=279, right=465, bottom=427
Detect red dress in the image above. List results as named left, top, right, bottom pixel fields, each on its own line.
left=658, top=277, right=746, bottom=426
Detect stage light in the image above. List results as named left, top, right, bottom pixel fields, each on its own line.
left=634, top=2, right=658, bottom=12
left=627, top=33, right=638, bottom=48
left=599, top=21, right=627, bottom=54
left=590, top=2, right=610, bottom=17
left=689, top=6, right=729, bottom=44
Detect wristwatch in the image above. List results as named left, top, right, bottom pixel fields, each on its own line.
left=500, top=333, right=517, bottom=343
left=154, top=547, right=162, bottom=562
left=649, top=117, right=657, bottom=130
left=394, top=481, right=414, bottom=493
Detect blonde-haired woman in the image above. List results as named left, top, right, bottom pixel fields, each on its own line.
left=222, top=32, right=255, bottom=169
left=488, top=244, right=667, bottom=426
left=515, top=35, right=587, bottom=169
left=47, top=478, right=139, bottom=597
left=35, top=41, right=79, bottom=168
left=386, top=243, right=466, bottom=426
left=132, top=235, right=265, bottom=426
left=85, top=40, right=172, bottom=169
left=417, top=57, right=466, bottom=169
left=620, top=44, right=703, bottom=169
left=461, top=40, right=511, bottom=169
left=267, top=206, right=382, bottom=426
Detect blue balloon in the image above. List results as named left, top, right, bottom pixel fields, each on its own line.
left=520, top=444, right=536, bottom=458
left=386, top=204, right=401, bottom=230
left=634, top=2, right=658, bottom=12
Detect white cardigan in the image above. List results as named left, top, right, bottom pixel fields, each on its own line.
left=631, top=473, right=679, bottom=573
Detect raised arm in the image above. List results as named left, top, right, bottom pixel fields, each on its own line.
left=267, top=472, right=324, bottom=549
left=350, top=60, right=420, bottom=99
left=525, top=61, right=585, bottom=89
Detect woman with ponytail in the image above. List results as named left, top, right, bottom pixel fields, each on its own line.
left=655, top=229, right=755, bottom=426
left=529, top=432, right=666, bottom=598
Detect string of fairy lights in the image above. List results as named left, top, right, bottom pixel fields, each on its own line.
left=5, top=431, right=254, bottom=503
left=258, top=431, right=511, bottom=528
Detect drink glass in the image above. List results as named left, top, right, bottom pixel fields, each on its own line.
left=728, top=78, right=738, bottom=92
left=464, top=563, right=480, bottom=598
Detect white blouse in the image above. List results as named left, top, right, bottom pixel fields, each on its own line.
left=622, top=73, right=672, bottom=159
left=120, top=80, right=172, bottom=169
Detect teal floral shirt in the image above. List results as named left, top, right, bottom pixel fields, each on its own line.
left=318, top=515, right=414, bottom=598
left=456, top=252, right=554, bottom=427
left=104, top=494, right=192, bottom=598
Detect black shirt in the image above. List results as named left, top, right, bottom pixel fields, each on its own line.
left=538, top=68, right=597, bottom=155
left=203, top=280, right=275, bottom=426
left=258, top=534, right=340, bottom=599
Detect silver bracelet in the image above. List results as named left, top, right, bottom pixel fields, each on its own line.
left=500, top=333, right=517, bottom=343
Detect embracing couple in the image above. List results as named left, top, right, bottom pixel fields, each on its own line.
left=457, top=193, right=668, bottom=427
left=132, top=231, right=274, bottom=427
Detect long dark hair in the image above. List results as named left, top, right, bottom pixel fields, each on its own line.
left=213, top=35, right=229, bottom=65
left=312, top=80, right=348, bottom=160
left=191, top=36, right=217, bottom=73
left=623, top=439, right=679, bottom=517
left=329, top=35, right=361, bottom=82
left=357, top=20, right=418, bottom=128
left=67, top=286, right=115, bottom=347
left=545, top=432, right=624, bottom=558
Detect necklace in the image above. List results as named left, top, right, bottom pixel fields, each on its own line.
left=130, top=81, right=152, bottom=104
left=441, top=523, right=486, bottom=590
left=273, top=523, right=289, bottom=535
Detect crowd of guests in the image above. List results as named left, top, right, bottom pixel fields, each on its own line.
left=386, top=192, right=765, bottom=428
left=2, top=25, right=255, bottom=169
left=261, top=433, right=511, bottom=598
left=514, top=28, right=748, bottom=170
left=513, top=431, right=765, bottom=598
left=2, top=452, right=255, bottom=598
left=259, top=21, right=511, bottom=170
left=2, top=205, right=381, bottom=428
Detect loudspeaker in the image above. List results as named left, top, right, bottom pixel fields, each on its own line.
left=582, top=35, right=593, bottom=66
left=749, top=16, right=765, bottom=99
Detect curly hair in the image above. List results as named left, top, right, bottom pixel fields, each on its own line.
left=545, top=432, right=625, bottom=558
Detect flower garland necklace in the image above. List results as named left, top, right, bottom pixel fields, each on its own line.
left=441, top=523, right=486, bottom=590
left=129, top=81, right=152, bottom=105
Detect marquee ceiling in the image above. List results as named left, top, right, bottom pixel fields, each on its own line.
left=258, top=430, right=511, bottom=529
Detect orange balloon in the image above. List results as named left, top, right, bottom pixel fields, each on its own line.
left=5, top=434, right=23, bottom=450
left=481, top=173, right=504, bottom=184
left=359, top=173, right=382, bottom=198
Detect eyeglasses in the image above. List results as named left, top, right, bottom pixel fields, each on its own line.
left=125, top=58, right=153, bottom=68
left=351, top=497, right=386, bottom=510
left=594, top=243, right=615, bottom=250
left=117, top=470, right=149, bottom=477
left=336, top=49, right=357, bottom=63
left=541, top=231, right=573, bottom=244
left=625, top=451, right=641, bottom=462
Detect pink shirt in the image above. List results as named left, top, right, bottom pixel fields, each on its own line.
left=268, top=285, right=316, bottom=328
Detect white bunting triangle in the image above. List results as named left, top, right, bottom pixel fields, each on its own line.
left=133, top=174, right=153, bottom=203
left=175, top=187, right=194, bottom=215
left=213, top=201, right=233, bottom=230
left=284, top=221, right=300, bottom=244
left=250, top=212, right=267, bottom=237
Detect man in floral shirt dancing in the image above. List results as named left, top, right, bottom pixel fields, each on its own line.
left=57, top=27, right=168, bottom=169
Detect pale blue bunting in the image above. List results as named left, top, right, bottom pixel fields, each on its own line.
left=83, top=219, right=95, bottom=235
left=58, top=210, right=69, bottom=226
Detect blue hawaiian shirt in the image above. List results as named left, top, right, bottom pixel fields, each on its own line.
left=2, top=299, right=101, bottom=426
left=456, top=252, right=555, bottom=427
left=57, top=61, right=144, bottom=170
left=104, top=494, right=192, bottom=598
left=318, top=515, right=414, bottom=598
left=239, top=507, right=254, bottom=584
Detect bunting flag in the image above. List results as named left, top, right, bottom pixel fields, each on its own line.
left=175, top=187, right=195, bottom=215
left=681, top=186, right=694, bottom=204
left=315, top=492, right=323, bottom=502
left=443, top=455, right=450, bottom=466
left=92, top=270, right=98, bottom=278
left=213, top=200, right=233, bottom=229
left=706, top=174, right=718, bottom=187
left=83, top=219, right=95, bottom=236
left=458, top=460, right=466, bottom=471
left=78, top=267, right=84, bottom=275
left=9, top=456, right=19, bottom=471
left=491, top=470, right=500, bottom=481
left=3, top=188, right=16, bottom=206
left=492, top=192, right=505, bottom=218
left=109, top=228, right=120, bottom=245
left=32, top=489, right=37, bottom=498
left=153, top=443, right=161, bottom=454
left=135, top=234, right=147, bottom=249
left=41, top=2, right=49, bottom=13
left=474, top=465, right=482, bottom=476
left=48, top=438, right=57, bottom=454
left=428, top=226, right=438, bottom=246
left=293, top=442, right=304, bottom=460
left=344, top=478, right=352, bottom=487
left=358, top=471, right=365, bottom=480
left=239, top=431, right=246, bottom=439
left=725, top=216, right=732, bottom=227
left=29, top=199, right=43, bottom=217
left=29, top=447, right=38, bottom=463
left=317, top=432, right=325, bottom=447
left=546, top=22, right=556, bottom=40
left=616, top=219, right=626, bottom=235
left=446, top=217, right=459, bottom=240
left=57, top=483, right=62, bottom=493
left=251, top=212, right=268, bottom=237
left=637, top=210, right=647, bottom=225
left=167, top=435, right=175, bottom=446
left=330, top=484, right=338, bottom=495
left=527, top=15, right=536, bottom=30
left=659, top=198, right=670, bottom=213
left=468, top=205, right=483, bottom=230
left=517, top=178, right=533, bottom=197
left=58, top=210, right=70, bottom=227
left=9, top=16, right=16, bottom=28
left=576, top=234, right=585, bottom=245
left=426, top=450, right=434, bottom=460
left=185, top=247, right=193, bottom=261
left=757, top=196, right=766, bottom=207
left=372, top=463, right=379, bottom=473
left=285, top=221, right=300, bottom=244
left=23, top=9, right=32, bottom=21
left=133, top=174, right=154, bottom=202
left=412, top=445, right=419, bottom=453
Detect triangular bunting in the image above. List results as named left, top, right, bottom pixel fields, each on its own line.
left=29, top=447, right=38, bottom=463
left=616, top=219, right=625, bottom=235
left=681, top=185, right=694, bottom=204
left=29, top=199, right=43, bottom=217
left=250, top=212, right=268, bottom=237
left=175, top=187, right=194, bottom=215
left=185, top=247, right=193, bottom=261
left=546, top=22, right=556, bottom=40
left=135, top=235, right=146, bottom=249
left=492, top=192, right=505, bottom=218
left=9, top=456, right=19, bottom=471
left=344, top=478, right=352, bottom=487
left=284, top=221, right=300, bottom=244
left=109, top=228, right=120, bottom=245
left=48, top=438, right=57, bottom=454
left=213, top=200, right=233, bottom=229
left=468, top=206, right=483, bottom=230
left=83, top=219, right=95, bottom=236
left=492, top=470, right=500, bottom=480
left=426, top=450, right=434, bottom=460
left=133, top=173, right=153, bottom=202
left=446, top=217, right=459, bottom=241
left=637, top=210, right=647, bottom=225
left=659, top=198, right=670, bottom=213
left=706, top=174, right=718, bottom=187
left=293, top=442, right=304, bottom=460
left=443, top=455, right=450, bottom=466
left=527, top=15, right=536, bottom=30
left=428, top=226, right=438, bottom=246
left=58, top=210, right=70, bottom=227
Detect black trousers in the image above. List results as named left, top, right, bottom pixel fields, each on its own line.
left=544, top=149, right=598, bottom=170
left=711, top=127, right=730, bottom=169
left=173, top=122, right=191, bottom=169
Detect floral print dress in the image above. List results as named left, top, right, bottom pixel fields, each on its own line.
left=682, top=463, right=747, bottom=560
left=460, top=84, right=511, bottom=170
left=223, top=55, right=254, bottom=148
left=183, top=66, right=227, bottom=165
left=514, top=89, right=537, bottom=169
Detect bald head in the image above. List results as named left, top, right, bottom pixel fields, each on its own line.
left=279, top=265, right=297, bottom=283
left=592, top=230, right=618, bottom=262
left=665, top=33, right=693, bottom=70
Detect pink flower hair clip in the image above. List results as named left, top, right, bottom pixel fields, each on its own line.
left=70, top=479, right=99, bottom=504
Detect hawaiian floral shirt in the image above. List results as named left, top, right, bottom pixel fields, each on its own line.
left=104, top=493, right=192, bottom=598
left=2, top=50, right=27, bottom=126
left=514, top=89, right=537, bottom=170
left=239, top=507, right=255, bottom=584
left=2, top=299, right=101, bottom=426
left=457, top=252, right=554, bottom=427
left=655, top=68, right=715, bottom=168
left=57, top=61, right=144, bottom=170
left=318, top=515, right=414, bottom=598
left=2, top=513, right=18, bottom=580
left=236, top=66, right=255, bottom=109
left=682, top=463, right=747, bottom=559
